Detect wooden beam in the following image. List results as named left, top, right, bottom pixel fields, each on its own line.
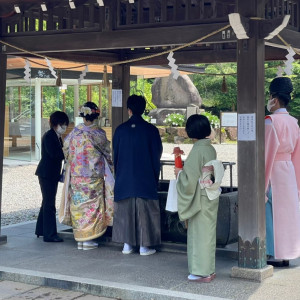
left=12, top=44, right=292, bottom=67
left=66, top=6, right=73, bottom=30
left=42, top=51, right=119, bottom=64
left=38, top=8, right=44, bottom=31
left=0, top=52, right=8, bottom=245
left=185, top=0, right=191, bottom=21
left=126, top=2, right=132, bottom=26
left=78, top=5, right=84, bottom=29
left=1, top=23, right=237, bottom=54
left=161, top=0, right=167, bottom=22
left=46, top=7, right=54, bottom=31
left=28, top=10, right=35, bottom=31
left=149, top=0, right=155, bottom=23
left=138, top=0, right=143, bottom=24
left=58, top=7, right=64, bottom=30
left=89, top=0, right=95, bottom=28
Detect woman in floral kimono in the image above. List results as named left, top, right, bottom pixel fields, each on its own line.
left=265, top=77, right=300, bottom=266
left=63, top=102, right=114, bottom=250
left=175, top=114, right=222, bottom=283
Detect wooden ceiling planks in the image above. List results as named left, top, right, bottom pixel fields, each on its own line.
left=0, top=0, right=300, bottom=65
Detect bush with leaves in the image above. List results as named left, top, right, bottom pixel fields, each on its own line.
left=142, top=114, right=151, bottom=123
left=163, top=113, right=185, bottom=127
left=201, top=111, right=220, bottom=128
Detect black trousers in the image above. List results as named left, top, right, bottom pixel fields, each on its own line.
left=35, top=177, right=59, bottom=239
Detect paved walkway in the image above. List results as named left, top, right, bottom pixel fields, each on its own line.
left=0, top=280, right=114, bottom=300
left=1, top=221, right=300, bottom=300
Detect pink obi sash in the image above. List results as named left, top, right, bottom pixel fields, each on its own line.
left=202, top=166, right=214, bottom=172
left=199, top=165, right=214, bottom=187
left=274, top=153, right=291, bottom=161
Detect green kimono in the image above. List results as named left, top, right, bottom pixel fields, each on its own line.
left=177, top=139, right=219, bottom=276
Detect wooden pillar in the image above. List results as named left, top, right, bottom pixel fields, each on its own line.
left=231, top=0, right=273, bottom=280
left=18, top=86, right=21, bottom=115
left=99, top=83, right=102, bottom=113
left=63, top=93, right=66, bottom=112
left=74, top=84, right=79, bottom=122
left=108, top=85, right=112, bottom=125
left=0, top=53, right=8, bottom=245
left=35, top=78, right=42, bottom=161
left=87, top=85, right=92, bottom=102
left=112, top=64, right=130, bottom=136
left=41, top=86, right=43, bottom=117
left=4, top=106, right=9, bottom=155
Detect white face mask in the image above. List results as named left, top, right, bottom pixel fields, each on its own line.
left=56, top=125, right=67, bottom=135
left=267, top=98, right=276, bottom=112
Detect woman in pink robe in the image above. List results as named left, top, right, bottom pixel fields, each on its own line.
left=265, top=77, right=300, bottom=266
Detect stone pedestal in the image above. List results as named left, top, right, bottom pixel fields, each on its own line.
left=231, top=265, right=273, bottom=282
left=0, top=235, right=7, bottom=245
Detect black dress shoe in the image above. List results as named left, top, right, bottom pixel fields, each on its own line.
left=43, top=236, right=64, bottom=243
left=267, top=259, right=289, bottom=267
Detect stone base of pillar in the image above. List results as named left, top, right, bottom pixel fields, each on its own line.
left=231, top=265, right=273, bottom=282
left=0, top=235, right=7, bottom=245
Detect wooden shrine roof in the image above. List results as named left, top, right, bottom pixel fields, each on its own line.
left=1, top=0, right=300, bottom=68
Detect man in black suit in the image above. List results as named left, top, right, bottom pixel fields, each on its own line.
left=35, top=111, right=69, bottom=242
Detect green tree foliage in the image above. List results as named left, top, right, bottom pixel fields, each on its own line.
left=190, top=61, right=300, bottom=121
left=264, top=61, right=300, bottom=121
left=6, top=62, right=299, bottom=125
left=189, top=63, right=237, bottom=116
left=289, top=61, right=300, bottom=121
left=130, top=78, right=156, bottom=114
left=201, top=111, right=220, bottom=128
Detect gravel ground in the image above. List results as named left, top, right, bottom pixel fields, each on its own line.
left=1, top=143, right=237, bottom=226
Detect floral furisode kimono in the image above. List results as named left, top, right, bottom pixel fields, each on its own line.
left=265, top=108, right=300, bottom=259
left=63, top=123, right=114, bottom=242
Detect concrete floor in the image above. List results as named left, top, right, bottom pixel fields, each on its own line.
left=1, top=221, right=300, bottom=300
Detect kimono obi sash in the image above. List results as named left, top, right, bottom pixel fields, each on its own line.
left=199, top=160, right=225, bottom=200
left=199, top=166, right=214, bottom=186
left=274, top=153, right=291, bottom=161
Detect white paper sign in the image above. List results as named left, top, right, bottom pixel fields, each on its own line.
left=221, top=112, right=237, bottom=127
left=75, top=117, right=83, bottom=126
left=238, top=113, right=256, bottom=141
left=112, top=89, right=122, bottom=107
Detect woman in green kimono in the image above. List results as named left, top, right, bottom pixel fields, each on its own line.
left=175, top=114, right=220, bottom=283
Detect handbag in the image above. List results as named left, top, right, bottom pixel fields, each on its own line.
left=58, top=164, right=72, bottom=226
left=165, top=179, right=178, bottom=212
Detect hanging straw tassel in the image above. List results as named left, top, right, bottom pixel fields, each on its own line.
left=221, top=75, right=227, bottom=93
left=103, top=65, right=109, bottom=88
left=56, top=70, right=62, bottom=87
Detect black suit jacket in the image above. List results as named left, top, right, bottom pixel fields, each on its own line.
left=35, top=128, right=65, bottom=181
